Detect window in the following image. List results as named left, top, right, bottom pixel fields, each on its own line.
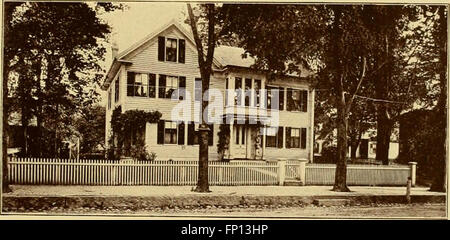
left=254, top=79, right=261, bottom=107
left=166, top=38, right=177, bottom=62
left=127, top=72, right=155, bottom=98
left=187, top=123, right=214, bottom=146
left=286, top=127, right=307, bottom=149
left=266, top=127, right=283, bottom=148
left=159, top=75, right=184, bottom=99
left=266, top=86, right=284, bottom=110
left=194, top=78, right=202, bottom=102
left=225, top=78, right=229, bottom=105
left=290, top=128, right=301, bottom=148
left=114, top=78, right=119, bottom=102
left=245, top=78, right=252, bottom=106
left=157, top=120, right=185, bottom=145
left=234, top=77, right=242, bottom=106
left=158, top=36, right=185, bottom=63
left=287, top=89, right=308, bottom=112
left=164, top=121, right=177, bottom=144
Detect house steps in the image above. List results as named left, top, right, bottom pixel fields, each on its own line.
left=283, top=179, right=304, bottom=186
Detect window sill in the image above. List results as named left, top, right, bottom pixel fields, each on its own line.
left=158, top=60, right=185, bottom=64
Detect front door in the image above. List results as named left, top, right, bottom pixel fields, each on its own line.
left=233, top=125, right=247, bottom=159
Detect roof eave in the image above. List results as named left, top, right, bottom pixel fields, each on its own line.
left=101, top=59, right=132, bottom=91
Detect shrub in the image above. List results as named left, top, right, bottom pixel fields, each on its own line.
left=129, top=139, right=156, bottom=161
left=315, top=146, right=337, bottom=164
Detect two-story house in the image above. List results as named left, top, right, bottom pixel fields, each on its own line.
left=102, top=20, right=316, bottom=162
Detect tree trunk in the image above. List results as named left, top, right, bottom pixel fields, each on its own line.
left=430, top=6, right=447, bottom=192
left=196, top=124, right=210, bottom=192
left=2, top=64, right=11, bottom=193
left=376, top=114, right=392, bottom=165
left=187, top=3, right=217, bottom=193
left=333, top=91, right=350, bottom=192
left=350, top=143, right=357, bottom=159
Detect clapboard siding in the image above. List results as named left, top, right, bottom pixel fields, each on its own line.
left=104, top=23, right=315, bottom=161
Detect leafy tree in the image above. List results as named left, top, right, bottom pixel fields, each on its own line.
left=74, top=105, right=106, bottom=156
left=186, top=3, right=231, bottom=192
left=222, top=5, right=373, bottom=191
left=3, top=2, right=122, bottom=192
left=2, top=1, right=22, bottom=193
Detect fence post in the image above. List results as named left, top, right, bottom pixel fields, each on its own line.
left=277, top=159, right=286, bottom=186
left=408, top=162, right=417, bottom=187
left=298, top=159, right=308, bottom=186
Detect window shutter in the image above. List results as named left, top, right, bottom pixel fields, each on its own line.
left=279, top=87, right=285, bottom=111
left=178, top=122, right=185, bottom=145
left=179, top=76, right=186, bottom=100
left=158, top=75, right=166, bottom=98
left=178, top=39, right=185, bottom=63
left=158, top=36, right=165, bottom=61
left=285, top=127, right=291, bottom=148
left=301, top=128, right=307, bottom=149
left=277, top=127, right=284, bottom=148
left=149, top=74, right=156, bottom=98
left=208, top=124, right=214, bottom=146
left=286, top=88, right=292, bottom=111
left=157, top=120, right=165, bottom=144
left=127, top=72, right=135, bottom=96
left=302, top=90, right=308, bottom=112
left=187, top=122, right=195, bottom=145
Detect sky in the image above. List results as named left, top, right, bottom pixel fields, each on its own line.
left=97, top=2, right=189, bottom=104
left=101, top=2, right=188, bottom=68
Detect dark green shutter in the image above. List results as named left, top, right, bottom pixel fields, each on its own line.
left=279, top=87, right=285, bottom=111
left=127, top=72, right=135, bottom=96
left=157, top=120, right=165, bottom=144
left=301, top=128, right=307, bottom=149
left=285, top=127, right=291, bottom=148
left=286, top=88, right=292, bottom=111
left=302, top=90, right=308, bottom=112
left=187, top=122, right=195, bottom=145
left=277, top=127, right=284, bottom=148
left=179, top=76, right=186, bottom=100
left=208, top=124, right=214, bottom=146
left=158, top=75, right=166, bottom=98
left=149, top=74, right=156, bottom=98
left=178, top=39, right=185, bottom=63
left=178, top=122, right=185, bottom=145
left=158, top=36, right=165, bottom=61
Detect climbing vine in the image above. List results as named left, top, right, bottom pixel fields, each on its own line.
left=108, top=106, right=162, bottom=160
left=217, top=123, right=230, bottom=161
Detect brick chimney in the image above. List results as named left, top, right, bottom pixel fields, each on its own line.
left=111, top=41, right=119, bottom=59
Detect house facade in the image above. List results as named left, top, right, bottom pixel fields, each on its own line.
left=102, top=20, right=315, bottom=162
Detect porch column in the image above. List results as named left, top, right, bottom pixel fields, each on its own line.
left=309, top=89, right=315, bottom=163
left=262, top=125, right=266, bottom=160
left=229, top=122, right=234, bottom=159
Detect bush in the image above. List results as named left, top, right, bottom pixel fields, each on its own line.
left=129, top=139, right=156, bottom=161
left=315, top=146, right=337, bottom=164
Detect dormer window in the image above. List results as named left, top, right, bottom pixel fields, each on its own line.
left=158, top=36, right=185, bottom=63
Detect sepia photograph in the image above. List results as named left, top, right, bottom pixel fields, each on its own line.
left=0, top=0, right=448, bottom=220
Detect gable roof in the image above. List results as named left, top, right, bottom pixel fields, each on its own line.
left=102, top=19, right=223, bottom=90
left=214, top=45, right=314, bottom=78
left=102, top=20, right=315, bottom=90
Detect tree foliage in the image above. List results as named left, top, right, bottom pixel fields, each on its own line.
left=4, top=2, right=123, bottom=157
left=74, top=105, right=106, bottom=156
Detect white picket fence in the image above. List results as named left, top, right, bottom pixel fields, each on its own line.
left=305, top=163, right=413, bottom=186
left=7, top=158, right=415, bottom=186
left=7, top=158, right=279, bottom=186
